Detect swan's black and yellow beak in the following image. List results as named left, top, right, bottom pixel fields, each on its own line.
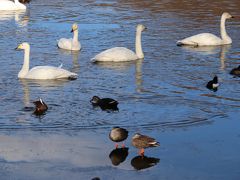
left=71, top=29, right=73, bottom=33
left=15, top=45, right=20, bottom=50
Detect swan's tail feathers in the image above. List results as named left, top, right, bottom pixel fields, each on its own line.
left=68, top=74, right=77, bottom=80
left=58, top=63, right=63, bottom=68
left=177, top=40, right=199, bottom=47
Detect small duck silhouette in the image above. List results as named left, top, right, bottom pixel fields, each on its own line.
left=33, top=98, right=48, bottom=115
left=109, top=127, right=128, bottom=148
left=230, top=65, right=240, bottom=77
left=206, top=76, right=219, bottom=92
left=132, top=133, right=160, bottom=156
left=90, top=96, right=118, bottom=111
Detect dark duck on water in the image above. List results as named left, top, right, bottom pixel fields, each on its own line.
left=33, top=98, right=48, bottom=115
left=206, top=76, right=219, bottom=91
left=90, top=96, right=119, bottom=111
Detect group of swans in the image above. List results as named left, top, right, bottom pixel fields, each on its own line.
left=14, top=11, right=234, bottom=80
left=0, top=0, right=26, bottom=10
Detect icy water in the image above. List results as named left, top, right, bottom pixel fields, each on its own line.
left=0, top=0, right=240, bottom=179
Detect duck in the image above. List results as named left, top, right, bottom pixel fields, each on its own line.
left=230, top=65, right=240, bottom=77
left=33, top=98, right=48, bottom=115
left=16, top=42, right=77, bottom=80
left=19, top=0, right=31, bottom=3
left=132, top=133, right=160, bottom=156
left=0, top=0, right=26, bottom=10
left=57, top=23, right=81, bottom=51
left=177, top=12, right=234, bottom=46
left=206, top=76, right=219, bottom=91
left=90, top=96, right=119, bottom=111
left=91, top=24, right=146, bottom=62
left=109, top=127, right=128, bottom=148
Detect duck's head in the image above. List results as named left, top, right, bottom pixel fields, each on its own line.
left=15, top=42, right=30, bottom=50
left=213, top=76, right=218, bottom=83
left=71, top=23, right=78, bottom=33
left=137, top=24, right=147, bottom=32
left=132, top=133, right=141, bottom=139
left=222, top=12, right=234, bottom=19
left=90, top=96, right=101, bottom=104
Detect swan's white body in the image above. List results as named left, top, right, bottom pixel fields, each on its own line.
left=57, top=23, right=81, bottom=51
left=177, top=12, right=233, bottom=46
left=0, top=0, right=26, bottom=10
left=17, top=43, right=77, bottom=80
left=92, top=24, right=146, bottom=62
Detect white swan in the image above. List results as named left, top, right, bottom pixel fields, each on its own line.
left=92, top=24, right=146, bottom=62
left=0, top=0, right=26, bottom=10
left=57, top=23, right=81, bottom=51
left=16, top=42, right=77, bottom=80
left=177, top=12, right=234, bottom=46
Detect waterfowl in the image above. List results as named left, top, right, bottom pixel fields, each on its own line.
left=109, top=127, right=128, bottom=148
left=16, top=42, right=77, bottom=80
left=109, top=147, right=129, bottom=166
left=57, top=23, right=81, bottom=51
left=90, top=96, right=118, bottom=111
left=206, top=76, right=219, bottom=91
left=0, top=0, right=26, bottom=10
left=19, top=0, right=31, bottom=3
left=230, top=65, right=240, bottom=77
left=177, top=12, right=234, bottom=46
left=33, top=98, right=48, bottom=115
left=132, top=133, right=160, bottom=156
left=92, top=24, right=146, bottom=62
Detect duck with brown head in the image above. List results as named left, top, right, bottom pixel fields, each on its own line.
left=33, top=98, right=48, bottom=116
left=132, top=133, right=160, bottom=156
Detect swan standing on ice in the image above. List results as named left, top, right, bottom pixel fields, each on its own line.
left=92, top=24, right=147, bottom=62
left=177, top=12, right=234, bottom=46
left=16, top=42, right=77, bottom=80
left=0, top=0, right=26, bottom=10
left=57, top=23, right=81, bottom=51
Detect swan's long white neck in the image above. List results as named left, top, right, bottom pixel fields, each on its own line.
left=220, top=16, right=232, bottom=44
left=73, top=29, right=78, bottom=42
left=135, top=29, right=144, bottom=59
left=18, top=47, right=30, bottom=78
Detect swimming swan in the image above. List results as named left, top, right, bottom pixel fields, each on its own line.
left=16, top=42, right=77, bottom=80
left=177, top=12, right=234, bottom=46
left=92, top=24, right=146, bottom=62
left=0, top=0, right=26, bottom=10
left=57, top=23, right=81, bottom=51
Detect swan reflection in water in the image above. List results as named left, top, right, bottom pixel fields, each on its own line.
left=181, top=45, right=230, bottom=70
left=131, top=155, right=160, bottom=170
left=0, top=10, right=29, bottom=27
left=109, top=147, right=129, bottom=166
left=94, top=59, right=143, bottom=92
left=58, top=49, right=80, bottom=74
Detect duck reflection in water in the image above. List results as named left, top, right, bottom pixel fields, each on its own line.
left=131, top=155, right=160, bottom=170
left=109, top=147, right=129, bottom=166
